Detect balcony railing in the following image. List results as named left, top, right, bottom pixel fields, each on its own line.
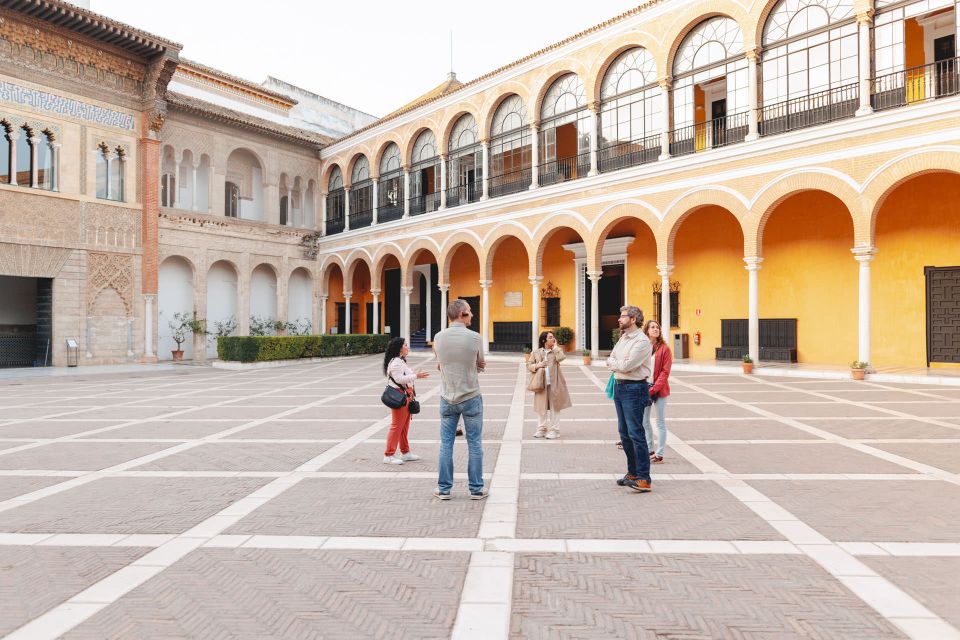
left=409, top=191, right=441, bottom=216
left=325, top=216, right=345, bottom=235
left=349, top=208, right=373, bottom=229
left=760, top=83, right=859, bottom=137
left=872, top=56, right=960, bottom=112
left=537, top=151, right=591, bottom=187
left=598, top=134, right=661, bottom=173
left=489, top=167, right=532, bottom=198
left=669, top=111, right=750, bottom=157
left=378, top=177, right=404, bottom=223
left=445, top=181, right=481, bottom=208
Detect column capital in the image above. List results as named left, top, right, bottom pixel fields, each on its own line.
left=479, top=279, right=493, bottom=289
left=657, top=76, right=672, bottom=91
left=480, top=137, right=491, bottom=146
left=528, top=275, right=544, bottom=286
left=587, top=100, right=601, bottom=113
left=400, top=286, right=414, bottom=295
left=370, top=288, right=382, bottom=296
left=343, top=292, right=353, bottom=299
left=319, top=295, right=329, bottom=303
left=855, top=9, right=874, bottom=25
left=744, top=47, right=760, bottom=62
left=439, top=153, right=448, bottom=160
left=529, top=122, right=540, bottom=133
left=657, top=264, right=674, bottom=278
left=851, top=246, right=878, bottom=262
left=402, top=165, right=410, bottom=173
left=437, top=283, right=450, bottom=293
left=371, top=173, right=380, bottom=182
left=743, top=256, right=764, bottom=271
left=143, top=293, right=156, bottom=302
left=587, top=271, right=602, bottom=283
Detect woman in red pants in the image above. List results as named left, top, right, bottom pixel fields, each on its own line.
left=383, top=336, right=429, bottom=464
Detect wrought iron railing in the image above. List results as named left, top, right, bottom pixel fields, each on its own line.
left=598, top=133, right=661, bottom=173
left=872, top=56, right=960, bottom=112
left=669, top=111, right=750, bottom=157
left=760, top=83, right=859, bottom=137
left=489, top=167, right=532, bottom=198
left=377, top=177, right=404, bottom=222
left=325, top=216, right=345, bottom=235
left=409, top=191, right=441, bottom=216
left=348, top=208, right=372, bottom=229
left=445, top=181, right=481, bottom=208
left=537, top=151, right=592, bottom=187
left=325, top=191, right=344, bottom=235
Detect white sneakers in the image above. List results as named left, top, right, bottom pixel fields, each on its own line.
left=545, top=429, right=559, bottom=440
left=400, top=452, right=421, bottom=462
left=534, top=427, right=560, bottom=439
left=383, top=453, right=421, bottom=465
left=533, top=427, right=548, bottom=438
left=383, top=456, right=404, bottom=465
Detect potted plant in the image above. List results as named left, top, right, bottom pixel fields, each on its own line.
left=522, top=346, right=532, bottom=362
left=553, top=326, right=574, bottom=351
left=741, top=354, right=754, bottom=374
left=851, top=360, right=868, bottom=380
left=168, top=311, right=198, bottom=361
left=582, top=349, right=592, bottom=366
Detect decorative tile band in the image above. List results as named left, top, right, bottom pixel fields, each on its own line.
left=0, top=80, right=135, bottom=131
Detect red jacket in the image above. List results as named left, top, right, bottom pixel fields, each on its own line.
left=650, top=344, right=672, bottom=398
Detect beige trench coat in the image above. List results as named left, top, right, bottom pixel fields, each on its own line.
left=527, top=347, right=572, bottom=414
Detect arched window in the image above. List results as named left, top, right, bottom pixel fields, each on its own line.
left=15, top=126, right=31, bottom=186
left=671, top=17, right=749, bottom=155
left=599, top=47, right=662, bottom=171
left=95, top=143, right=109, bottom=199
left=225, top=182, right=239, bottom=217
left=110, top=147, right=125, bottom=201
left=410, top=130, right=440, bottom=215
left=36, top=131, right=55, bottom=191
left=489, top=94, right=531, bottom=197
left=538, top=73, right=589, bottom=185
left=325, top=166, right=345, bottom=235
left=349, top=156, right=373, bottom=229
left=280, top=195, right=289, bottom=226
left=760, top=0, right=858, bottom=134
left=446, top=113, right=482, bottom=208
left=378, top=143, right=403, bottom=222
left=0, top=122, right=11, bottom=185
left=873, top=0, right=960, bottom=110
left=161, top=173, right=176, bottom=207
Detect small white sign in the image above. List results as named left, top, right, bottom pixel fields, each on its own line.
left=65, top=339, right=78, bottom=349
left=384, top=326, right=391, bottom=333
left=504, top=291, right=523, bottom=308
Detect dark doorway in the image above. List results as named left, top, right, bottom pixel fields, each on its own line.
left=429, top=264, right=441, bottom=341
left=416, top=271, right=427, bottom=333
left=384, top=268, right=400, bottom=338
left=0, top=276, right=52, bottom=368
left=584, top=264, right=625, bottom=351
left=336, top=302, right=358, bottom=335
left=925, top=266, right=960, bottom=365
left=935, top=34, right=957, bottom=96
left=459, top=295, right=481, bottom=334
left=365, top=302, right=374, bottom=334
left=711, top=98, right=727, bottom=145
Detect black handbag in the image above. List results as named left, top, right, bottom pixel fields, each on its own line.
left=381, top=375, right=408, bottom=409
left=407, top=397, right=421, bottom=414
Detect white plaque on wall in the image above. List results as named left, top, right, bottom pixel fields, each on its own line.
left=503, top=292, right=523, bottom=308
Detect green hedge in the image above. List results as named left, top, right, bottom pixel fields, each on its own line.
left=217, top=334, right=391, bottom=363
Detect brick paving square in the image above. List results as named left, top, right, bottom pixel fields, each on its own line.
left=0, top=475, right=67, bottom=501
left=174, top=406, right=293, bottom=420
left=670, top=418, right=821, bottom=440
left=64, top=549, right=468, bottom=640
left=0, top=420, right=128, bottom=438
left=285, top=405, right=394, bottom=421
left=239, top=419, right=370, bottom=439
left=0, top=407, right=75, bottom=420
left=654, top=403, right=761, bottom=419
left=0, top=477, right=269, bottom=533
left=861, top=557, right=960, bottom=628
left=691, top=442, right=915, bottom=474
left=517, top=480, right=784, bottom=540
left=795, top=418, right=960, bottom=439
left=870, top=443, right=960, bottom=473
left=511, top=553, right=903, bottom=639
left=410, top=418, right=508, bottom=439
left=65, top=406, right=184, bottom=420
left=521, top=443, right=700, bottom=474
left=725, top=390, right=834, bottom=403
left=325, top=442, right=500, bottom=472
left=227, top=478, right=485, bottom=538
left=0, top=441, right=174, bottom=471
left=130, top=442, right=335, bottom=471
left=0, top=546, right=150, bottom=637
left=761, top=402, right=893, bottom=418
left=94, top=419, right=247, bottom=439
left=520, top=418, right=618, bottom=440
left=871, top=402, right=960, bottom=418
left=748, top=480, right=960, bottom=542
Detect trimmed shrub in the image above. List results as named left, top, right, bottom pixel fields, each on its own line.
left=217, top=334, right=391, bottom=363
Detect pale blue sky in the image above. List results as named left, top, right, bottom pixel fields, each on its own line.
left=91, top=0, right=636, bottom=117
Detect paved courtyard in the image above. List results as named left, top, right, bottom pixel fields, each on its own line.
left=0, top=355, right=959, bottom=639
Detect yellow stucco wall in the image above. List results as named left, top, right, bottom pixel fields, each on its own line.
left=541, top=230, right=581, bottom=351
left=488, top=237, right=531, bottom=338
left=873, top=173, right=960, bottom=367
left=761, top=192, right=857, bottom=365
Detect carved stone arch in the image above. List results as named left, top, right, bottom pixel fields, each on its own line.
left=529, top=213, right=591, bottom=275
left=373, top=134, right=405, bottom=176
left=531, top=62, right=591, bottom=120
left=749, top=170, right=867, bottom=255
left=400, top=238, right=442, bottom=288
left=224, top=145, right=268, bottom=173
left=588, top=36, right=666, bottom=105
left=439, top=230, right=484, bottom=284
left=588, top=201, right=663, bottom=274
left=319, top=255, right=347, bottom=296
left=345, top=150, right=373, bottom=185
left=344, top=252, right=374, bottom=292
left=404, top=125, right=440, bottom=167
left=660, top=187, right=751, bottom=264
left=663, top=6, right=755, bottom=78
left=322, top=162, right=343, bottom=190
left=372, top=243, right=405, bottom=288
left=482, top=222, right=535, bottom=282
left=250, top=260, right=281, bottom=282
left=87, top=252, right=135, bottom=316
left=481, top=84, right=535, bottom=140
left=440, top=108, right=479, bottom=155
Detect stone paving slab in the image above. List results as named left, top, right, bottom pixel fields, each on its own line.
left=173, top=406, right=298, bottom=421
left=325, top=442, right=500, bottom=473
left=669, top=418, right=822, bottom=440
left=64, top=549, right=468, bottom=640
left=0, top=546, right=150, bottom=637
left=0, top=477, right=269, bottom=534
left=794, top=418, right=960, bottom=439
left=228, top=478, right=485, bottom=538
left=871, top=443, right=960, bottom=473
left=510, top=553, right=904, bottom=639
left=63, top=406, right=187, bottom=421
left=0, top=442, right=174, bottom=471
left=725, top=390, right=839, bottom=403
left=0, top=421, right=129, bottom=439
left=871, top=402, right=960, bottom=418
left=405, top=418, right=508, bottom=439
left=517, top=480, right=784, bottom=540
left=748, top=480, right=960, bottom=542
left=760, top=403, right=893, bottom=418
left=130, top=442, right=336, bottom=472
left=238, top=420, right=374, bottom=440
left=691, top=443, right=915, bottom=474
left=862, top=557, right=960, bottom=628
left=91, top=419, right=249, bottom=439
left=0, top=475, right=68, bottom=501
left=521, top=443, right=700, bottom=474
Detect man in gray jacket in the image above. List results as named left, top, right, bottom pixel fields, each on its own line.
left=432, top=298, right=487, bottom=500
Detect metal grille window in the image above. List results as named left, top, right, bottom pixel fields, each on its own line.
left=599, top=47, right=662, bottom=172
left=409, top=130, right=440, bottom=215
left=541, top=281, right=561, bottom=327
left=671, top=17, right=750, bottom=155
left=378, top=143, right=403, bottom=222
left=489, top=94, right=532, bottom=197
left=446, top=113, right=482, bottom=208
left=652, top=281, right=681, bottom=329
left=95, top=143, right=124, bottom=201
left=349, top=156, right=373, bottom=228
left=0, top=122, right=9, bottom=184
left=538, top=73, right=590, bottom=186
left=325, top=166, right=345, bottom=234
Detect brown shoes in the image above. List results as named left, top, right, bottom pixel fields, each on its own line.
left=627, top=478, right=652, bottom=493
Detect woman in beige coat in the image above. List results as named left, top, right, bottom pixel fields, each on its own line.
left=528, top=330, right=573, bottom=439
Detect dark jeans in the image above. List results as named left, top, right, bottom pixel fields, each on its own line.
left=614, top=380, right=651, bottom=482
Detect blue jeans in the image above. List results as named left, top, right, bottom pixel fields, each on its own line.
left=642, top=396, right=668, bottom=457
left=438, top=395, right=484, bottom=494
left=613, top=381, right=651, bottom=482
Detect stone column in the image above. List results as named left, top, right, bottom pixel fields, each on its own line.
left=372, top=177, right=379, bottom=225
left=658, top=265, right=673, bottom=338
left=856, top=11, right=874, bottom=116
left=746, top=49, right=760, bottom=141
left=29, top=135, right=38, bottom=187
left=529, top=123, right=540, bottom=189
left=530, top=276, right=543, bottom=348
left=207, top=164, right=214, bottom=213
left=425, top=279, right=432, bottom=342
left=7, top=130, right=18, bottom=185
left=480, top=279, right=492, bottom=354
left=344, top=293, right=352, bottom=335
left=658, top=78, right=672, bottom=160
left=439, top=155, right=448, bottom=209
left=853, top=247, right=876, bottom=365
left=481, top=139, right=490, bottom=200
left=143, top=294, right=155, bottom=358
left=403, top=168, right=411, bottom=217
left=140, top=123, right=161, bottom=361
left=172, top=159, right=180, bottom=208
left=371, top=289, right=381, bottom=334
left=106, top=150, right=116, bottom=201
left=588, top=101, right=600, bottom=176
left=319, top=295, right=328, bottom=334
left=191, top=164, right=199, bottom=211
left=745, top=257, right=763, bottom=363
left=320, top=192, right=328, bottom=235
left=438, top=284, right=449, bottom=329
left=401, top=286, right=413, bottom=346
left=588, top=272, right=601, bottom=359
left=344, top=184, right=351, bottom=231
left=51, top=142, right=61, bottom=191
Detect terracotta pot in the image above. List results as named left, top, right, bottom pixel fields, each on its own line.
left=742, top=362, right=754, bottom=374
left=171, top=350, right=184, bottom=361
left=583, top=356, right=592, bottom=366
left=851, top=368, right=866, bottom=380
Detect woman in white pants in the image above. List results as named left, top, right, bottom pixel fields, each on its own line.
left=528, top=331, right=572, bottom=439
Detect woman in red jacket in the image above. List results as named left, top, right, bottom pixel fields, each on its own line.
left=642, top=319, right=672, bottom=463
